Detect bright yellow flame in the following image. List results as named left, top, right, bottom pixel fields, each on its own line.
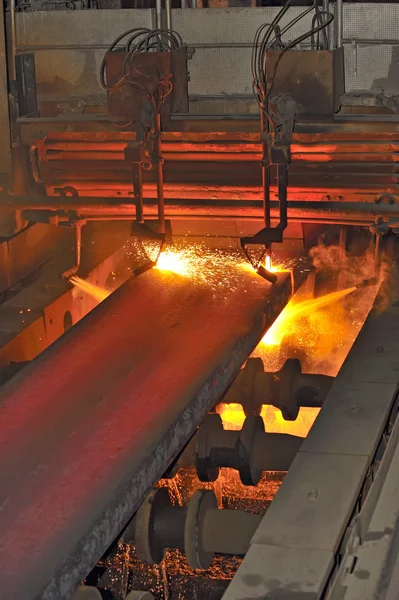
left=262, top=286, right=357, bottom=347
left=219, top=403, right=319, bottom=438
left=263, top=255, right=289, bottom=274
left=155, top=250, right=190, bottom=276
left=70, top=276, right=110, bottom=302
left=142, top=243, right=265, bottom=295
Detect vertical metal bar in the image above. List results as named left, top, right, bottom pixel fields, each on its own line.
left=191, top=0, right=197, bottom=7
left=375, top=233, right=382, bottom=279
left=165, top=0, right=172, bottom=36
left=132, top=163, right=144, bottom=224
left=0, top=0, right=11, bottom=178
left=322, top=0, right=330, bottom=50
left=156, top=0, right=162, bottom=31
left=339, top=226, right=348, bottom=250
left=336, top=0, right=343, bottom=49
left=62, top=222, right=83, bottom=279
left=277, top=163, right=288, bottom=233
left=260, top=111, right=271, bottom=260
left=181, top=0, right=187, bottom=7
left=155, top=113, right=165, bottom=235
left=9, top=0, right=16, bottom=81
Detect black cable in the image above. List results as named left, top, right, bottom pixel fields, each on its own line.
left=252, top=0, right=334, bottom=130
left=100, top=28, right=151, bottom=89
left=100, top=27, right=183, bottom=91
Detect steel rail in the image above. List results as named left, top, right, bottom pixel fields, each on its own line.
left=0, top=267, right=293, bottom=600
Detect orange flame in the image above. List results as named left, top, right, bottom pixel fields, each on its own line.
left=70, top=276, right=110, bottom=302
left=155, top=250, right=190, bottom=276
left=263, top=286, right=357, bottom=347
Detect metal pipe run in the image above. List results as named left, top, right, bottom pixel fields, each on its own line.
left=155, top=0, right=162, bottom=30
left=4, top=196, right=399, bottom=216
left=336, top=0, right=343, bottom=48
left=165, top=0, right=172, bottom=42
left=0, top=267, right=293, bottom=600
left=9, top=0, right=17, bottom=81
left=8, top=197, right=399, bottom=227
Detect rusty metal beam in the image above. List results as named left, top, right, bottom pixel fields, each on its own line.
left=5, top=197, right=399, bottom=227
left=0, top=266, right=293, bottom=600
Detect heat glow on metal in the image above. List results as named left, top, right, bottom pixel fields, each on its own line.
left=220, top=272, right=375, bottom=438
left=219, top=402, right=319, bottom=438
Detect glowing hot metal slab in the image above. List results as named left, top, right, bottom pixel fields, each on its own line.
left=0, top=265, right=292, bottom=600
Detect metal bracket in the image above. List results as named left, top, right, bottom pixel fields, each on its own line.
left=241, top=97, right=295, bottom=251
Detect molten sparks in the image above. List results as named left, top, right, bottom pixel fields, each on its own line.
left=70, top=276, right=110, bottom=302
left=155, top=250, right=190, bottom=276
left=262, top=286, right=357, bottom=347
left=139, top=242, right=274, bottom=297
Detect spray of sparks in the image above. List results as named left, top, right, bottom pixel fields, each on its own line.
left=70, top=276, right=111, bottom=302
left=218, top=285, right=359, bottom=438
left=219, top=243, right=379, bottom=438
left=138, top=241, right=273, bottom=296
left=262, top=286, right=357, bottom=347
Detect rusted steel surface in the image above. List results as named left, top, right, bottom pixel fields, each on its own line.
left=265, top=49, right=344, bottom=117
left=0, top=267, right=293, bottom=600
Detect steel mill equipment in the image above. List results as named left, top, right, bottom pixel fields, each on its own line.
left=0, top=1, right=399, bottom=599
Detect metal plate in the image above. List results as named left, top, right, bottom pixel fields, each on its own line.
left=251, top=451, right=368, bottom=552
left=222, top=544, right=334, bottom=599
left=0, top=267, right=292, bottom=600
left=301, top=381, right=397, bottom=457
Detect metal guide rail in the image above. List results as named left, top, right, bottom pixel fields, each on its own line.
left=0, top=266, right=292, bottom=600
left=223, top=258, right=399, bottom=600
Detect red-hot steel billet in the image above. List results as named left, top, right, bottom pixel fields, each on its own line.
left=0, top=266, right=293, bottom=600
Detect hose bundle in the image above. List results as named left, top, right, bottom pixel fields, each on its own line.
left=100, top=28, right=183, bottom=129
left=251, top=0, right=334, bottom=131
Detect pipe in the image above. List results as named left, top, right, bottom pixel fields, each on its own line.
left=165, top=0, right=172, bottom=43
left=322, top=0, right=330, bottom=50
left=11, top=197, right=399, bottom=215
left=15, top=199, right=399, bottom=223
left=9, top=0, right=16, bottom=81
left=154, top=115, right=165, bottom=235
left=62, top=221, right=84, bottom=279
left=132, top=164, right=144, bottom=224
left=336, top=0, right=343, bottom=48
left=260, top=111, right=271, bottom=260
left=156, top=0, right=162, bottom=31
